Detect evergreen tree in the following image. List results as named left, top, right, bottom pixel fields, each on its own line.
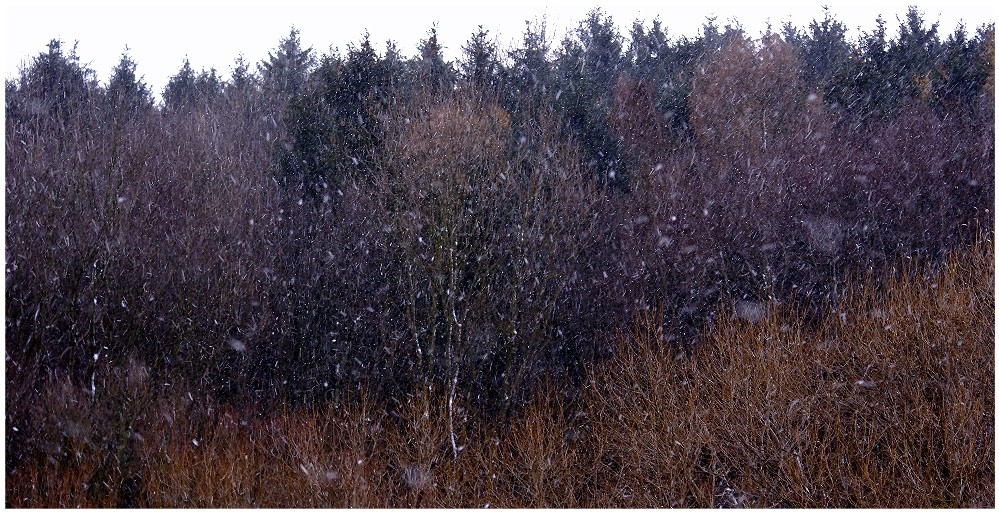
left=502, top=18, right=555, bottom=172
left=5, top=78, right=18, bottom=123
left=555, top=8, right=628, bottom=187
left=344, top=31, right=379, bottom=103
left=13, top=39, right=95, bottom=124
left=890, top=6, right=942, bottom=101
left=194, top=67, right=223, bottom=105
left=575, top=8, right=624, bottom=91
left=413, top=25, right=454, bottom=94
left=936, top=24, right=975, bottom=106
left=699, top=17, right=745, bottom=57
left=162, top=58, right=221, bottom=112
left=259, top=27, right=315, bottom=99
left=507, top=18, right=553, bottom=104
left=625, top=17, right=695, bottom=137
left=221, top=54, right=264, bottom=127
left=105, top=49, right=152, bottom=117
left=227, top=54, right=255, bottom=94
left=933, top=22, right=994, bottom=111
left=279, top=31, right=398, bottom=203
left=278, top=50, right=340, bottom=200
left=627, top=18, right=668, bottom=84
left=782, top=7, right=852, bottom=94
left=382, top=39, right=406, bottom=98
left=840, top=15, right=893, bottom=120
left=163, top=57, right=197, bottom=112
left=102, top=49, right=153, bottom=144
left=339, top=32, right=388, bottom=167
left=980, top=24, right=996, bottom=102
left=460, top=25, right=501, bottom=91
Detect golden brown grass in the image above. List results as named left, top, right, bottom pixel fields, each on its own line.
left=588, top=236, right=994, bottom=507
left=6, top=238, right=993, bottom=507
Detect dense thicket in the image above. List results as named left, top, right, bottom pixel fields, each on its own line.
left=7, top=240, right=993, bottom=507
left=6, top=6, right=994, bottom=432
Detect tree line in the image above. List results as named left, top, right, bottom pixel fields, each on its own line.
left=8, top=8, right=994, bottom=192
left=5, top=7, right=994, bottom=412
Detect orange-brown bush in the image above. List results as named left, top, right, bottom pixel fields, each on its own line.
left=609, top=73, right=671, bottom=175
left=8, top=237, right=991, bottom=507
left=689, top=32, right=824, bottom=171
left=363, top=89, right=606, bottom=407
left=589, top=236, right=993, bottom=507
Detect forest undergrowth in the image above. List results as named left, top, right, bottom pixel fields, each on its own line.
left=5, top=236, right=993, bottom=507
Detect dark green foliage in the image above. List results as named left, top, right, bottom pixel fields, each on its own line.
left=506, top=18, right=554, bottom=107
left=4, top=78, right=16, bottom=121
left=826, top=8, right=990, bottom=122
left=162, top=58, right=197, bottom=111
left=460, top=25, right=502, bottom=91
left=575, top=8, right=625, bottom=91
left=259, top=27, right=315, bottom=99
left=413, top=25, right=455, bottom=94
left=7, top=39, right=96, bottom=129
left=278, top=32, right=400, bottom=203
left=626, top=19, right=668, bottom=86
left=279, top=84, right=334, bottom=200
left=699, top=16, right=746, bottom=55
left=889, top=7, right=942, bottom=99
left=624, top=18, right=698, bottom=139
left=933, top=23, right=994, bottom=109
left=104, top=51, right=153, bottom=119
left=555, top=8, right=627, bottom=187
left=832, top=16, right=894, bottom=120
left=163, top=58, right=223, bottom=112
left=194, top=67, right=223, bottom=104
left=227, top=54, right=255, bottom=93
left=782, top=7, right=852, bottom=95
left=381, top=39, right=407, bottom=95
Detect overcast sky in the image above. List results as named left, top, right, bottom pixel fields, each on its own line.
left=4, top=0, right=995, bottom=98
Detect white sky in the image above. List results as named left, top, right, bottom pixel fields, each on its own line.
left=3, top=0, right=995, bottom=98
